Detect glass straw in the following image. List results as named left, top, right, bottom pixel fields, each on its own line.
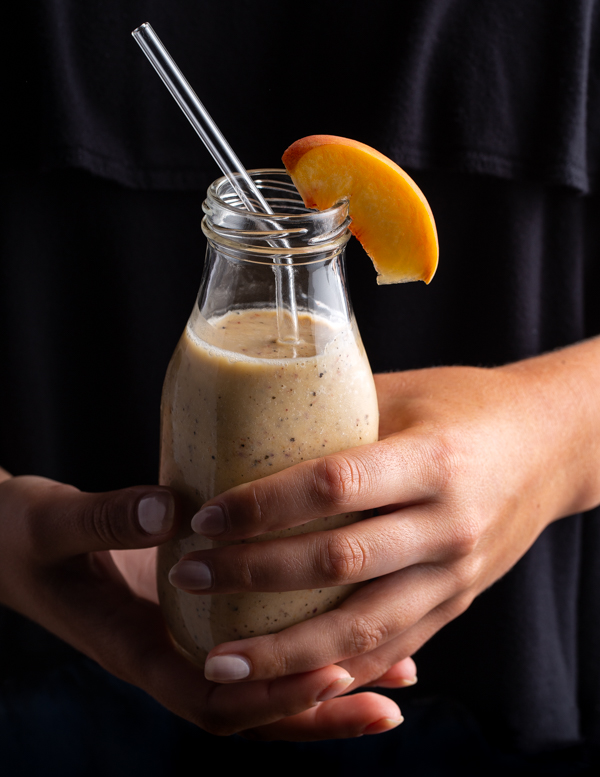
left=131, top=22, right=299, bottom=344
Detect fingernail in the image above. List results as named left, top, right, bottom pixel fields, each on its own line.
left=192, top=505, right=226, bottom=536
left=137, top=492, right=174, bottom=535
left=205, top=654, right=251, bottom=682
left=376, top=677, right=418, bottom=689
left=317, top=676, right=355, bottom=702
left=363, top=716, right=404, bottom=736
left=400, top=676, right=418, bottom=687
left=168, top=560, right=212, bottom=590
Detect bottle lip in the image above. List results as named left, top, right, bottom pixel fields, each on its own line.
left=202, top=169, right=351, bottom=262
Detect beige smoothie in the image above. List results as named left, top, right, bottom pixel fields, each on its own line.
left=158, top=305, right=378, bottom=666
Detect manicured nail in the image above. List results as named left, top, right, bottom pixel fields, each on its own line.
left=168, top=560, right=212, bottom=590
left=363, top=716, right=404, bottom=735
left=400, top=676, right=418, bottom=687
left=205, top=654, right=251, bottom=682
left=317, top=676, right=355, bottom=702
left=137, top=492, right=174, bottom=535
left=192, top=505, right=226, bottom=536
left=376, top=676, right=418, bottom=689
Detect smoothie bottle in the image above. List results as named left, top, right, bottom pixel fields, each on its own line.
left=158, top=170, right=379, bottom=667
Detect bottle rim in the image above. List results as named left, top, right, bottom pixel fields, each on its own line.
left=202, top=169, right=351, bottom=262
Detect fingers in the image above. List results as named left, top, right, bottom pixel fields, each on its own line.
left=339, top=642, right=420, bottom=690
left=198, top=666, right=357, bottom=736
left=192, top=432, right=447, bottom=540
left=337, top=602, right=468, bottom=692
left=243, top=692, right=403, bottom=741
left=169, top=506, right=442, bottom=593
left=362, top=656, right=418, bottom=689
left=335, top=641, right=418, bottom=690
left=2, top=476, right=417, bottom=739
left=26, top=544, right=359, bottom=736
left=123, top=612, right=358, bottom=735
left=97, top=601, right=361, bottom=736
left=8, top=476, right=178, bottom=562
left=203, top=563, right=460, bottom=683
left=106, top=594, right=387, bottom=737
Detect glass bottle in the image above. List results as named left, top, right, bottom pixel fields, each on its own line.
left=157, top=169, right=378, bottom=667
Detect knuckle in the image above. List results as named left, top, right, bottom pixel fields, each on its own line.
left=347, top=613, right=390, bottom=656
left=267, top=636, right=292, bottom=676
left=314, top=454, right=364, bottom=510
left=248, top=486, right=269, bottom=530
left=233, top=480, right=281, bottom=536
left=423, top=430, right=462, bottom=491
left=449, top=554, right=484, bottom=590
left=230, top=546, right=257, bottom=590
left=322, top=532, right=368, bottom=584
left=446, top=515, right=482, bottom=559
left=80, top=496, right=131, bottom=549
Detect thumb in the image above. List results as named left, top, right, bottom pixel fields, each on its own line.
left=15, top=477, right=178, bottom=562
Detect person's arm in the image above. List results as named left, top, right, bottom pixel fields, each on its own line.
left=167, top=336, right=600, bottom=736
left=0, top=471, right=414, bottom=739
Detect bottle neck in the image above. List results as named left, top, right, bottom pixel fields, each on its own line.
left=198, top=170, right=355, bottom=339
left=201, top=169, right=351, bottom=261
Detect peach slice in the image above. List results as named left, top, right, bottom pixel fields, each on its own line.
left=282, top=135, right=438, bottom=284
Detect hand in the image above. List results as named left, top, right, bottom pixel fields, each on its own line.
left=169, top=339, right=600, bottom=699
left=0, top=470, right=412, bottom=739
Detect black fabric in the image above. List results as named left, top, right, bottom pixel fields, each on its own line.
left=5, top=0, right=600, bottom=192
left=2, top=1, right=600, bottom=775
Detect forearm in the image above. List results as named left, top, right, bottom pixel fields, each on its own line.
left=499, top=336, right=600, bottom=519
